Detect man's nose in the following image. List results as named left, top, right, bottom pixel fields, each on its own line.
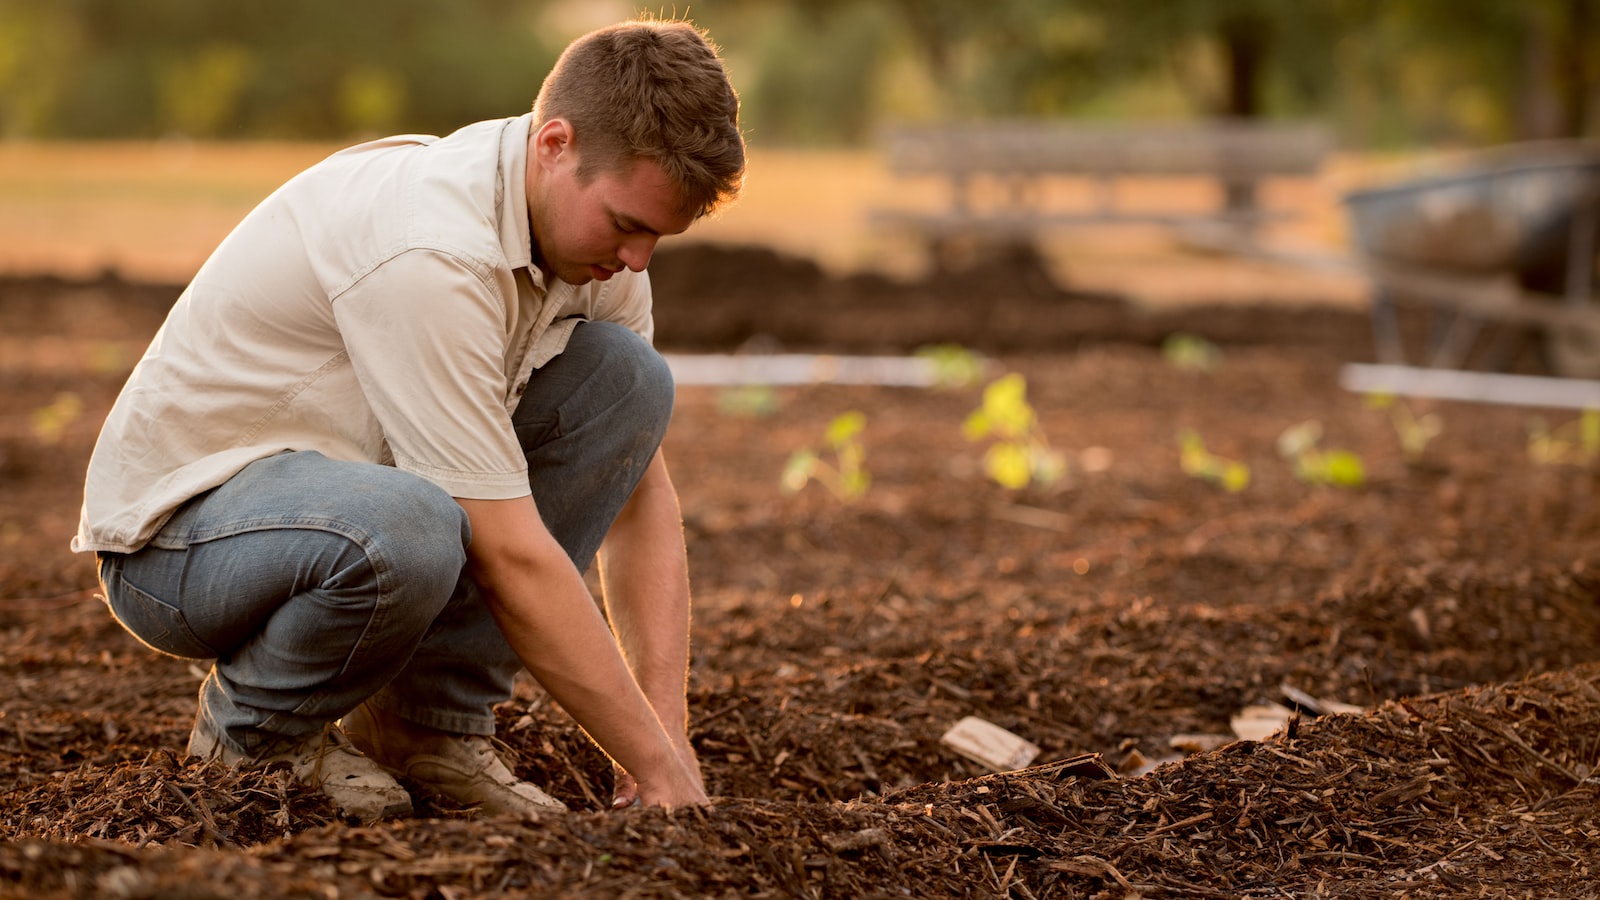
left=618, top=234, right=659, bottom=272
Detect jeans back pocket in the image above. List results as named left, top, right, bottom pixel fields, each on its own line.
left=100, top=556, right=217, bottom=659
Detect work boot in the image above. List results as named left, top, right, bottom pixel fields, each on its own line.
left=343, top=701, right=567, bottom=817
left=187, top=716, right=413, bottom=822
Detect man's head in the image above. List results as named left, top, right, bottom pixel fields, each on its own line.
left=532, top=18, right=745, bottom=221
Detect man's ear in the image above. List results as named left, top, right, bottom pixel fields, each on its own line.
left=532, top=118, right=575, bottom=169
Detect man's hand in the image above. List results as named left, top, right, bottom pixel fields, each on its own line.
left=612, top=737, right=704, bottom=808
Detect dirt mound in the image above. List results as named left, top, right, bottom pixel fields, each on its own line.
left=648, top=242, right=1378, bottom=357
left=0, top=244, right=1381, bottom=359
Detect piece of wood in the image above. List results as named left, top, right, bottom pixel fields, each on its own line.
left=881, top=121, right=1329, bottom=179
left=871, top=119, right=1329, bottom=250
left=1230, top=703, right=1297, bottom=742
left=1341, top=363, right=1600, bottom=409
left=940, top=716, right=1041, bottom=772
left=1280, top=682, right=1365, bottom=717
left=1169, top=733, right=1234, bottom=754
left=662, top=353, right=942, bottom=387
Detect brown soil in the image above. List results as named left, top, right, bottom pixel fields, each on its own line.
left=3, top=246, right=1599, bottom=898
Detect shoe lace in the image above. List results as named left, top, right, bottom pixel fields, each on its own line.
left=305, top=723, right=358, bottom=782
left=487, top=733, right=523, bottom=768
left=455, top=733, right=522, bottom=779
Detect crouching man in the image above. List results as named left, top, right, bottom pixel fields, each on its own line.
left=73, top=18, right=744, bottom=820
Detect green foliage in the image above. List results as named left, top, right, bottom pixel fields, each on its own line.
left=1177, top=429, right=1250, bottom=493
left=740, top=2, right=888, bottom=144
left=3, top=0, right=558, bottom=138
left=1364, top=391, right=1442, bottom=462
left=338, top=65, right=407, bottom=136
left=781, top=410, right=870, bottom=502
left=155, top=43, right=254, bottom=137
left=914, top=343, right=986, bottom=388
left=0, top=1, right=1586, bottom=145
left=1277, top=420, right=1365, bottom=488
left=0, top=0, right=80, bottom=137
left=1528, top=410, right=1600, bottom=467
left=1161, top=333, right=1222, bottom=372
left=962, top=374, right=1066, bottom=490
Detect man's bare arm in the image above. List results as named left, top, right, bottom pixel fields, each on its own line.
left=455, top=492, right=706, bottom=807
left=597, top=449, right=701, bottom=803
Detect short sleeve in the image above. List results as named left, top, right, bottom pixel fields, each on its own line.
left=333, top=249, right=531, bottom=499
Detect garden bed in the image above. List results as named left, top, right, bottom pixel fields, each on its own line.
left=2, top=247, right=1597, bottom=897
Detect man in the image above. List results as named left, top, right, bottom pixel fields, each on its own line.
left=72, top=18, right=744, bottom=820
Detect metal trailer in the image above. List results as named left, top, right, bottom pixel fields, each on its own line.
left=1342, top=142, right=1600, bottom=391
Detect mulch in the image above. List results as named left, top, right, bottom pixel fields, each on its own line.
left=2, top=246, right=1598, bottom=897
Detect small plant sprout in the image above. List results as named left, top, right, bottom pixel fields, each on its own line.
left=1364, top=391, right=1441, bottom=461
left=962, top=373, right=1066, bottom=490
left=30, top=392, right=84, bottom=445
left=1277, top=420, right=1365, bottom=487
left=914, top=343, right=986, bottom=388
left=781, top=410, right=870, bottom=502
left=716, top=384, right=779, bottom=417
left=1177, top=429, right=1250, bottom=492
left=1527, top=410, right=1600, bottom=466
left=1162, top=333, right=1223, bottom=372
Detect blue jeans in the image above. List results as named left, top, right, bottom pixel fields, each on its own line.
left=97, top=321, right=674, bottom=756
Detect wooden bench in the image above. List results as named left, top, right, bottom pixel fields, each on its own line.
left=871, top=120, right=1331, bottom=261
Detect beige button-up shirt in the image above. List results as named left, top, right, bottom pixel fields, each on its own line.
left=74, top=114, right=654, bottom=554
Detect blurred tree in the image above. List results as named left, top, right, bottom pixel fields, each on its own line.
left=15, top=0, right=558, bottom=139
left=1543, top=0, right=1599, bottom=138
left=1337, top=0, right=1597, bottom=144
left=1061, top=0, right=1359, bottom=121
left=338, top=66, right=408, bottom=137
left=0, top=0, right=1593, bottom=145
left=155, top=43, right=255, bottom=137
left=0, top=0, right=81, bottom=137
left=727, top=0, right=1354, bottom=133
left=735, top=3, right=889, bottom=144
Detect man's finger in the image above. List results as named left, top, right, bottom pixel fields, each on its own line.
left=611, top=771, right=640, bottom=808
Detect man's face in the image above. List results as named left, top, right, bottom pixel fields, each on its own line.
left=527, top=119, right=694, bottom=286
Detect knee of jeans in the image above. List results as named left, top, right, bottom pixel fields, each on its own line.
left=589, top=321, right=675, bottom=428
left=349, top=475, right=469, bottom=598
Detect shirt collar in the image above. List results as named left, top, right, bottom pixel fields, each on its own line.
left=497, top=113, right=541, bottom=287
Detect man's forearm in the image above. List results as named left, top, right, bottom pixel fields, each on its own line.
left=599, top=450, right=694, bottom=736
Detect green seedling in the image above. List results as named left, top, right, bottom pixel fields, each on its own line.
left=1162, top=333, right=1223, bottom=372
left=914, top=343, right=986, bottom=388
left=781, top=410, right=870, bottom=502
left=1527, top=410, right=1600, bottom=466
left=962, top=373, right=1066, bottom=490
left=30, top=392, right=84, bottom=445
left=89, top=341, right=132, bottom=376
left=717, top=384, right=779, bottom=417
left=1178, top=429, right=1250, bottom=492
left=1277, top=420, right=1365, bottom=487
left=1364, top=391, right=1441, bottom=461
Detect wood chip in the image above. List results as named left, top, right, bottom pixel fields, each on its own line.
left=939, top=717, right=1040, bottom=772
left=1231, top=703, right=1298, bottom=742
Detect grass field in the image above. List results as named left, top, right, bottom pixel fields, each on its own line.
left=0, top=139, right=1377, bottom=307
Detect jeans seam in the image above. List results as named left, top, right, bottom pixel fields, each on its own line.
left=179, top=518, right=405, bottom=722
left=294, top=526, right=400, bottom=720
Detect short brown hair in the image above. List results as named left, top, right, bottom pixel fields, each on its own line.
left=533, top=18, right=745, bottom=219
